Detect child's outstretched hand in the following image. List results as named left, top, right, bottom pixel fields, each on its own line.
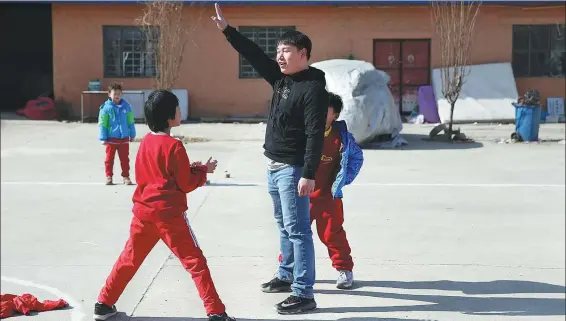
left=205, top=157, right=218, bottom=173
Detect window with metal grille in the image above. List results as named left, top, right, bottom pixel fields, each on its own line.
left=238, top=26, right=296, bottom=79
left=512, top=24, right=565, bottom=78
left=103, top=26, right=159, bottom=78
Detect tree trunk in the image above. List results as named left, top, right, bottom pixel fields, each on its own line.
left=448, top=101, right=455, bottom=135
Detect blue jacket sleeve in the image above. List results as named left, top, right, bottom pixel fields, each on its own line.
left=345, top=132, right=364, bottom=185
left=98, top=106, right=109, bottom=141
left=124, top=102, right=136, bottom=139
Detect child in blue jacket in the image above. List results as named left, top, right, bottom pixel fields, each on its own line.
left=98, top=83, right=136, bottom=185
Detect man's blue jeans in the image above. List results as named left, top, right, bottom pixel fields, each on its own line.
left=267, top=166, right=315, bottom=299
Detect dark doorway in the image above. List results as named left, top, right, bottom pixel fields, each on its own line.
left=0, top=3, right=53, bottom=112
left=373, top=39, right=431, bottom=115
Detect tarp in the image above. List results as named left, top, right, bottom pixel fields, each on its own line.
left=311, top=59, right=404, bottom=145
left=432, top=62, right=519, bottom=124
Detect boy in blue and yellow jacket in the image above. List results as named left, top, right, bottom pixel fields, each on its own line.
left=98, top=83, right=136, bottom=185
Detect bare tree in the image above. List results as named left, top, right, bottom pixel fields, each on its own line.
left=137, top=0, right=189, bottom=90
left=430, top=0, right=481, bottom=140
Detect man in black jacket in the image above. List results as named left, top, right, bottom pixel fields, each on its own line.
left=212, top=3, right=328, bottom=315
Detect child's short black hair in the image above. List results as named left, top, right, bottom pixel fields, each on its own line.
left=278, top=30, right=312, bottom=60
left=108, top=83, right=122, bottom=92
left=328, top=92, right=343, bottom=115
left=144, top=89, right=178, bottom=132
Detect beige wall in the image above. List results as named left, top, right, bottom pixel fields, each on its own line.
left=52, top=4, right=566, bottom=118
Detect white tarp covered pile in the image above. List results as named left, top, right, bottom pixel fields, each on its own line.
left=432, top=62, right=519, bottom=123
left=311, top=59, right=406, bottom=147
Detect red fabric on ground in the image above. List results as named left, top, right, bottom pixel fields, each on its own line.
left=16, top=97, right=57, bottom=120
left=0, top=293, right=68, bottom=318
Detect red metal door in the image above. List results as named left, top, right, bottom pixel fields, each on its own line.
left=373, top=39, right=430, bottom=114
left=373, top=41, right=401, bottom=112
left=401, top=40, right=430, bottom=113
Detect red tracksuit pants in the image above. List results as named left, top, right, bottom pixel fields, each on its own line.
left=104, top=139, right=130, bottom=178
left=278, top=197, right=354, bottom=271
left=98, top=213, right=226, bottom=315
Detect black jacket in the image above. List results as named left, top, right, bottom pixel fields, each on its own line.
left=223, top=26, right=328, bottom=179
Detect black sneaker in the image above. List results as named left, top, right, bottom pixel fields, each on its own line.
left=260, top=277, right=292, bottom=293
left=208, top=312, right=236, bottom=321
left=275, top=295, right=317, bottom=314
left=93, top=302, right=117, bottom=320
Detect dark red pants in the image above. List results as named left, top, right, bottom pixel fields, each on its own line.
left=105, top=139, right=130, bottom=178
left=98, top=214, right=226, bottom=315
left=278, top=197, right=354, bottom=271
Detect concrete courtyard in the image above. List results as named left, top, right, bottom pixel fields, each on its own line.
left=1, top=119, right=565, bottom=321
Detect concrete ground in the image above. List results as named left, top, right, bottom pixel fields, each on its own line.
left=1, top=119, right=565, bottom=321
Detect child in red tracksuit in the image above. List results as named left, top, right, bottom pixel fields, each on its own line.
left=94, top=90, right=236, bottom=321
left=270, top=92, right=363, bottom=291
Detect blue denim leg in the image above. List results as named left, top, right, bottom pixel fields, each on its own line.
left=267, top=169, right=293, bottom=282
left=267, top=166, right=315, bottom=299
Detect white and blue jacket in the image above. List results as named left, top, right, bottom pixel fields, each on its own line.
left=330, top=120, right=364, bottom=199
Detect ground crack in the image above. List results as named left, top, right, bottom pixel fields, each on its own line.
left=128, top=253, right=174, bottom=319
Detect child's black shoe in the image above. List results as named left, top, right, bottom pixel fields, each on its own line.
left=94, top=302, right=117, bottom=320
left=208, top=312, right=236, bottom=321
left=260, top=277, right=292, bottom=293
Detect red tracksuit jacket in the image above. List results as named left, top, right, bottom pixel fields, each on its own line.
left=132, top=133, right=207, bottom=221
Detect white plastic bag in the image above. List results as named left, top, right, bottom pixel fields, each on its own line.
left=311, top=59, right=404, bottom=145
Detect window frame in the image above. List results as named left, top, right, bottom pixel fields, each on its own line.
left=512, top=24, right=565, bottom=78
left=102, top=25, right=159, bottom=79
left=237, top=26, right=296, bottom=79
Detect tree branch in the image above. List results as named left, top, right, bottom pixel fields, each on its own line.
left=431, top=0, right=481, bottom=105
left=136, top=0, right=194, bottom=90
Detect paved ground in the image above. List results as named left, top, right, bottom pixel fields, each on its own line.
left=1, top=119, right=565, bottom=321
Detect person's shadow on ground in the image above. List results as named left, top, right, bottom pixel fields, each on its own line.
left=313, top=279, right=565, bottom=316
left=110, top=279, right=565, bottom=320
left=122, top=315, right=423, bottom=321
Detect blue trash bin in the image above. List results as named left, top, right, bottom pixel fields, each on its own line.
left=513, top=103, right=542, bottom=142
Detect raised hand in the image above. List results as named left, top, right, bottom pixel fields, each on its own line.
left=210, top=3, right=228, bottom=31
left=204, top=157, right=218, bottom=173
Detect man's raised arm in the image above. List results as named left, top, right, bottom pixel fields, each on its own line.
left=211, top=3, right=281, bottom=86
